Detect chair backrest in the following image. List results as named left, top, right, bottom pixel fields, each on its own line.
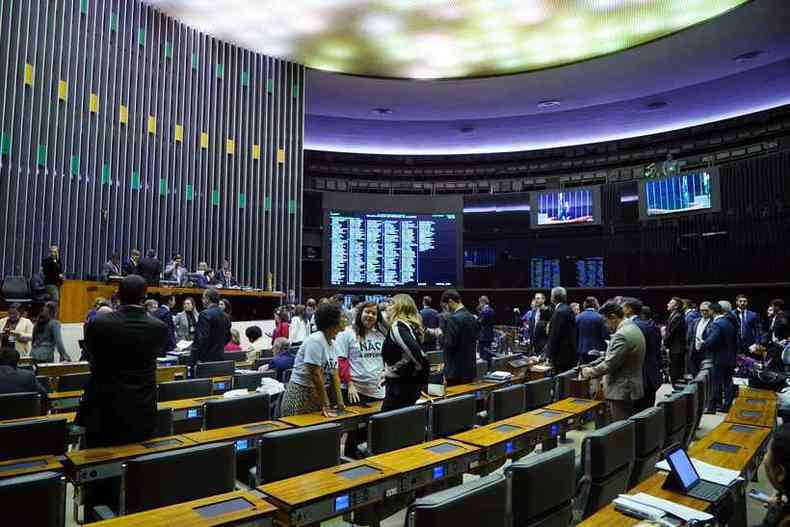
left=475, top=359, right=488, bottom=378
left=194, top=360, right=235, bottom=379
left=579, top=420, right=636, bottom=519
left=0, top=417, right=69, bottom=461
left=123, top=442, right=236, bottom=515
left=257, top=423, right=341, bottom=484
left=152, top=408, right=174, bottom=438
left=507, top=447, right=575, bottom=527
left=627, top=407, right=665, bottom=488
left=430, top=394, right=476, bottom=438
left=2, top=275, right=31, bottom=300
left=204, top=393, right=271, bottom=430
left=57, top=372, right=91, bottom=392
left=233, top=372, right=274, bottom=391
left=488, top=385, right=526, bottom=423
left=692, top=373, right=709, bottom=429
left=157, top=379, right=213, bottom=402
left=223, top=351, right=247, bottom=362
left=0, top=392, right=41, bottom=420
left=406, top=472, right=508, bottom=527
left=554, top=368, right=578, bottom=401
left=253, top=357, right=273, bottom=370
left=524, top=377, right=554, bottom=410
left=37, top=376, right=53, bottom=393
left=680, top=384, right=699, bottom=447
left=0, top=471, right=65, bottom=526
left=659, top=393, right=688, bottom=450
left=368, top=405, right=426, bottom=455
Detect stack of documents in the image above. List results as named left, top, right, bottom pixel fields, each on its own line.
left=614, top=493, right=714, bottom=523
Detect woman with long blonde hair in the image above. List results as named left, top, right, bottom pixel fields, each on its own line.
left=380, top=294, right=429, bottom=411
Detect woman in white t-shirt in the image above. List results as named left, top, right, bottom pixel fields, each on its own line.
left=289, top=304, right=310, bottom=345
left=335, top=301, right=386, bottom=457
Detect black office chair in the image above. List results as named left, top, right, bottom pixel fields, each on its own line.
left=57, top=372, right=91, bottom=391
left=204, top=393, right=271, bottom=430
left=575, top=420, right=636, bottom=519
left=627, top=406, right=665, bottom=488
left=405, top=472, right=508, bottom=527
left=118, top=442, right=236, bottom=516
left=506, top=447, right=575, bottom=527
left=223, top=351, right=247, bottom=362
left=234, top=371, right=275, bottom=391
left=0, top=417, right=68, bottom=461
left=430, top=394, right=476, bottom=439
left=250, top=423, right=342, bottom=486
left=157, top=378, right=213, bottom=402
left=553, top=368, right=578, bottom=401
left=692, top=372, right=709, bottom=430
left=253, top=357, right=273, bottom=370
left=0, top=392, right=41, bottom=419
left=524, top=377, right=554, bottom=410
left=153, top=408, right=174, bottom=438
left=365, top=405, right=427, bottom=456
left=659, top=392, right=688, bottom=451
left=194, top=360, right=235, bottom=379
left=486, top=384, right=526, bottom=423
left=2, top=275, right=33, bottom=304
left=679, top=384, right=699, bottom=447
left=0, top=471, right=66, bottom=526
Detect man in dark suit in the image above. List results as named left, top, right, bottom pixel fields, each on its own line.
left=440, top=289, right=480, bottom=385
left=543, top=287, right=577, bottom=374
left=527, top=292, right=552, bottom=356
left=154, top=295, right=177, bottom=353
left=41, top=244, right=64, bottom=303
left=700, top=301, right=738, bottom=413
left=623, top=298, right=662, bottom=412
left=0, top=346, right=49, bottom=399
left=477, top=296, right=496, bottom=368
left=576, top=296, right=607, bottom=364
left=101, top=253, right=122, bottom=281
left=122, top=249, right=141, bottom=276
left=684, top=299, right=701, bottom=325
left=420, top=296, right=440, bottom=330
left=192, top=288, right=232, bottom=364
left=686, top=301, right=714, bottom=375
left=663, top=296, right=688, bottom=386
left=734, top=294, right=761, bottom=353
left=77, top=275, right=169, bottom=447
left=136, top=249, right=161, bottom=286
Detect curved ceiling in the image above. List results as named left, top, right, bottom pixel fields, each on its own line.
left=143, top=0, right=747, bottom=79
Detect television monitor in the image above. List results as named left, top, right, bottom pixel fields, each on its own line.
left=575, top=257, right=605, bottom=288
left=530, top=187, right=601, bottom=228
left=531, top=258, right=560, bottom=289
left=639, top=168, right=720, bottom=219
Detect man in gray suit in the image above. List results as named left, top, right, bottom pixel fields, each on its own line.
left=581, top=301, right=646, bottom=421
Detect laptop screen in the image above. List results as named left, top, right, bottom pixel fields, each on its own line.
left=667, top=448, right=700, bottom=490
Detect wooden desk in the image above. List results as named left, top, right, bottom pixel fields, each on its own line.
left=0, top=455, right=63, bottom=479
left=725, top=399, right=777, bottom=429
left=260, top=460, right=400, bottom=527
left=578, top=472, right=710, bottom=527
left=277, top=409, right=363, bottom=432
left=737, top=386, right=778, bottom=401
left=210, top=376, right=234, bottom=393
left=689, top=421, right=771, bottom=475
left=527, top=364, right=553, bottom=381
left=0, top=412, right=76, bottom=426
left=155, top=365, right=188, bottom=384
left=92, top=490, right=277, bottom=527
left=184, top=421, right=291, bottom=453
left=450, top=420, right=538, bottom=466
left=61, top=280, right=284, bottom=323
left=65, top=435, right=199, bottom=484
left=36, top=361, right=91, bottom=377
left=545, top=398, right=606, bottom=428
left=49, top=390, right=84, bottom=411
left=158, top=396, right=221, bottom=424
left=367, top=438, right=481, bottom=493
left=444, top=380, right=501, bottom=399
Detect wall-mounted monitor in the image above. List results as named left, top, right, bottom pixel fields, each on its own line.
left=530, top=187, right=601, bottom=228
left=575, top=257, right=605, bottom=288
left=323, top=193, right=463, bottom=288
left=639, top=168, right=720, bottom=219
left=531, top=258, right=561, bottom=289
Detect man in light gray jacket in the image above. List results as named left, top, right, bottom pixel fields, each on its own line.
left=582, top=301, right=646, bottom=421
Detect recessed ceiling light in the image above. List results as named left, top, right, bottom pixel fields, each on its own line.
left=537, top=100, right=561, bottom=109
left=734, top=50, right=763, bottom=63
left=645, top=101, right=668, bottom=110
left=371, top=108, right=393, bottom=115
left=459, top=126, right=476, bottom=134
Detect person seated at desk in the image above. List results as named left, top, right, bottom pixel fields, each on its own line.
left=268, top=308, right=290, bottom=342
left=225, top=328, right=242, bottom=352
left=758, top=423, right=790, bottom=527
left=259, top=337, right=294, bottom=381
left=101, top=253, right=122, bottom=281
left=219, top=258, right=237, bottom=288
left=194, top=268, right=220, bottom=288
left=245, top=326, right=268, bottom=362
left=279, top=302, right=346, bottom=417
left=85, top=297, right=111, bottom=324
left=163, top=254, right=188, bottom=285
left=137, top=250, right=161, bottom=286
left=0, top=346, right=48, bottom=400
left=122, top=249, right=141, bottom=276
left=31, top=301, right=71, bottom=364
left=144, top=299, right=159, bottom=318
left=78, top=275, right=169, bottom=447
left=1, top=303, right=34, bottom=357
left=174, top=297, right=199, bottom=345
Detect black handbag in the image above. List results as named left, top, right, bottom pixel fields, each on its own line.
left=749, top=369, right=788, bottom=391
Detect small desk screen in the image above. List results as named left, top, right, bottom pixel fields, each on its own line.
left=194, top=498, right=254, bottom=518
left=492, top=424, right=521, bottom=434
left=337, top=465, right=381, bottom=481
left=425, top=443, right=461, bottom=454
left=730, top=424, right=757, bottom=434
left=740, top=410, right=762, bottom=418
left=709, top=442, right=740, bottom=453
left=235, top=439, right=250, bottom=451
left=432, top=465, right=445, bottom=479
left=142, top=438, right=182, bottom=449
left=243, top=423, right=276, bottom=432
left=187, top=409, right=199, bottom=418
left=334, top=494, right=350, bottom=511
left=746, top=399, right=767, bottom=405
left=505, top=441, right=514, bottom=454
left=538, top=411, right=563, bottom=418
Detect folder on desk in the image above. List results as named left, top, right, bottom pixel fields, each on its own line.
left=619, top=493, right=713, bottom=522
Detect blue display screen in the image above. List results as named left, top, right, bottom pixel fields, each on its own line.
left=551, top=425, right=559, bottom=437
left=645, top=170, right=712, bottom=217
left=505, top=441, right=514, bottom=455
left=432, top=465, right=445, bottom=480
left=187, top=409, right=198, bottom=418
left=215, top=382, right=227, bottom=390
left=235, top=439, right=249, bottom=451
left=535, top=189, right=597, bottom=226
left=531, top=257, right=561, bottom=288
left=335, top=494, right=350, bottom=511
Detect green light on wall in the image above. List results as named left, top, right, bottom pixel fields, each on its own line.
left=186, top=184, right=194, bottom=201
left=1, top=133, right=10, bottom=156
left=36, top=144, right=47, bottom=166
left=109, top=13, right=118, bottom=33
left=159, top=178, right=167, bottom=195
left=138, top=28, right=146, bottom=47
left=70, top=155, right=80, bottom=175
left=191, top=53, right=199, bottom=70
left=241, top=71, right=250, bottom=87
left=264, top=197, right=271, bottom=211
left=101, top=164, right=111, bottom=184
left=238, top=192, right=246, bottom=209
left=211, top=189, right=220, bottom=206
left=131, top=170, right=141, bottom=190
left=216, top=64, right=225, bottom=79
left=288, top=199, right=297, bottom=214
left=266, top=79, right=274, bottom=94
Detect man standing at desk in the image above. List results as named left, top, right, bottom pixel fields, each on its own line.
left=42, top=244, right=65, bottom=304
left=192, top=288, right=232, bottom=364
left=440, top=290, right=480, bottom=385
left=77, top=275, right=169, bottom=447
left=137, top=249, right=161, bottom=286
left=477, top=296, right=496, bottom=368
left=543, top=286, right=577, bottom=374
left=122, top=249, right=140, bottom=276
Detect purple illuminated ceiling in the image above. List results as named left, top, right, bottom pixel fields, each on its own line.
left=305, top=0, right=790, bottom=154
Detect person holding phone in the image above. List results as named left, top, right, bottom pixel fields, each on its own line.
left=754, top=423, right=790, bottom=526
left=280, top=302, right=346, bottom=417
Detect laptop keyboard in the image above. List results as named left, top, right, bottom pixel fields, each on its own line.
left=690, top=481, right=726, bottom=501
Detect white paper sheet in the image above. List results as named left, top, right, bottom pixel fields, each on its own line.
left=176, top=339, right=192, bottom=351
left=628, top=493, right=714, bottom=522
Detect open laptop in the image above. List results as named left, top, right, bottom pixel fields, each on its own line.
left=665, top=447, right=730, bottom=502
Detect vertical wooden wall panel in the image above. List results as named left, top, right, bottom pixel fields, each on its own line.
left=0, top=0, right=305, bottom=294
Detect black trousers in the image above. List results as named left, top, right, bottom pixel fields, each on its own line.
left=669, top=352, right=686, bottom=384
left=381, top=381, right=422, bottom=412
left=710, top=362, right=735, bottom=411
left=690, top=352, right=705, bottom=376
left=633, top=387, right=657, bottom=414
left=343, top=393, right=381, bottom=458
